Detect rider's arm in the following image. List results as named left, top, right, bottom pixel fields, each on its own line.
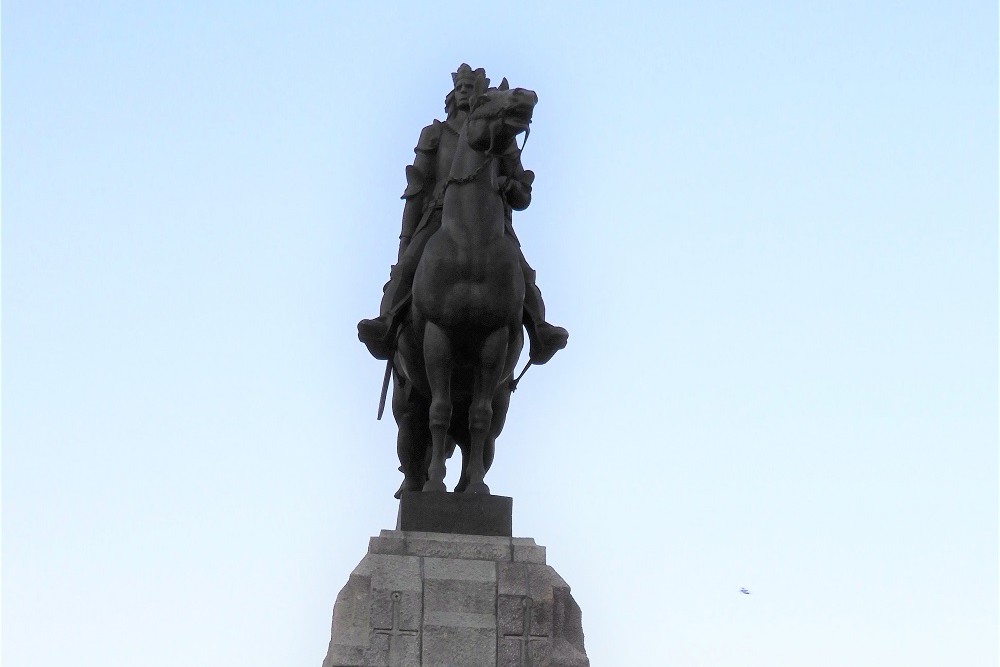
left=398, top=123, right=440, bottom=254
left=400, top=158, right=430, bottom=245
left=498, top=146, right=533, bottom=211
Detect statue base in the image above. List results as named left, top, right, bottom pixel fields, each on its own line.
left=321, top=529, right=589, bottom=667
left=396, top=492, right=513, bottom=537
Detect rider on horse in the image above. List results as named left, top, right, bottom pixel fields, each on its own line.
left=358, top=64, right=568, bottom=365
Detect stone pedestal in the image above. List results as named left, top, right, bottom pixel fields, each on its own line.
left=396, top=492, right=513, bottom=537
left=322, top=530, right=589, bottom=667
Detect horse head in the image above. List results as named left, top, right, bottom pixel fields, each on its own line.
left=465, top=78, right=537, bottom=154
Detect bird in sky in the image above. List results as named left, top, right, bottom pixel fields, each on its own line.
left=740, top=588, right=750, bottom=594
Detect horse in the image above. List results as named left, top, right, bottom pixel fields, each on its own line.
left=390, top=80, right=537, bottom=496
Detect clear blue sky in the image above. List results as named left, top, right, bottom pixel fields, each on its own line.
left=3, top=2, right=997, bottom=665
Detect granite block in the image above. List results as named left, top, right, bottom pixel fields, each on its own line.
left=422, top=625, right=496, bottom=667
left=512, top=542, right=546, bottom=564
left=368, top=533, right=406, bottom=556
left=329, top=573, right=371, bottom=648
left=498, top=561, right=569, bottom=598
left=366, top=631, right=420, bottom=667
left=367, top=554, right=422, bottom=593
left=424, top=557, right=496, bottom=582
left=423, top=610, right=496, bottom=629
left=498, top=636, right=552, bottom=667
left=371, top=530, right=517, bottom=561
left=369, top=589, right=421, bottom=633
left=425, top=578, right=495, bottom=616
left=323, top=642, right=365, bottom=667
left=402, top=535, right=512, bottom=562
left=497, top=594, right=551, bottom=638
left=323, top=530, right=589, bottom=666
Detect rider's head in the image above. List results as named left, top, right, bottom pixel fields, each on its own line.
left=445, top=64, right=489, bottom=117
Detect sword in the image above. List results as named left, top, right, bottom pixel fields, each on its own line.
left=377, top=358, right=392, bottom=420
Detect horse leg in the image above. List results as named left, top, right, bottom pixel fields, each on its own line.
left=395, top=429, right=428, bottom=498
left=448, top=434, right=469, bottom=492
left=456, top=436, right=492, bottom=494
left=455, top=439, right=471, bottom=493
left=483, top=435, right=495, bottom=477
left=484, top=383, right=513, bottom=478
left=392, top=373, right=429, bottom=498
left=464, top=327, right=510, bottom=494
left=422, top=322, right=453, bottom=492
left=395, top=433, right=425, bottom=497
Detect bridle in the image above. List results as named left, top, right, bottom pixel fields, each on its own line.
left=444, top=103, right=531, bottom=190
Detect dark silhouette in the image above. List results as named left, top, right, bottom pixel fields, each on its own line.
left=358, top=67, right=567, bottom=496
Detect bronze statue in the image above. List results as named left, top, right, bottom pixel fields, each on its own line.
left=358, top=65, right=567, bottom=364
left=359, top=66, right=567, bottom=495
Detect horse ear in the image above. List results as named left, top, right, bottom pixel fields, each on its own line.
left=499, top=78, right=509, bottom=91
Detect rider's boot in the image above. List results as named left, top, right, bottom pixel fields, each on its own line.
left=358, top=220, right=434, bottom=360
left=358, top=268, right=402, bottom=360
left=358, top=316, right=394, bottom=360
left=523, top=282, right=568, bottom=365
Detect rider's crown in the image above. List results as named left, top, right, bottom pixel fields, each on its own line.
left=452, top=64, right=489, bottom=92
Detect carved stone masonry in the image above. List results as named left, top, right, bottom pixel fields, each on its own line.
left=501, top=597, right=550, bottom=667
left=322, top=531, right=589, bottom=667
left=372, top=592, right=419, bottom=667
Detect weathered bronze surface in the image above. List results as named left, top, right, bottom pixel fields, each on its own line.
left=358, top=65, right=568, bottom=496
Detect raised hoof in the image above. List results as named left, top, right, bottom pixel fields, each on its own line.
left=422, top=480, right=447, bottom=493
left=463, top=481, right=490, bottom=495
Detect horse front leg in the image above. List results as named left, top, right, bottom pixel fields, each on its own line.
left=422, top=322, right=453, bottom=492
left=464, top=327, right=510, bottom=495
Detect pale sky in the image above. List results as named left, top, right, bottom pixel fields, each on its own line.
left=3, top=2, right=997, bottom=666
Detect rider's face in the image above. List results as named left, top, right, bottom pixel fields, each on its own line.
left=453, top=80, right=476, bottom=111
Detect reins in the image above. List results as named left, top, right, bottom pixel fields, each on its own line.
left=444, top=153, right=495, bottom=188
left=443, top=105, right=530, bottom=191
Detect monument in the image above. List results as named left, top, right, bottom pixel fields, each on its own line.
left=323, top=65, right=588, bottom=666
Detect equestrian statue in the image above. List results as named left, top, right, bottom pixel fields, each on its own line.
left=358, top=65, right=567, bottom=496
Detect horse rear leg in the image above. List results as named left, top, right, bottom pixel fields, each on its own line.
left=464, top=327, right=510, bottom=495
left=422, top=322, right=453, bottom=492
left=392, top=372, right=429, bottom=498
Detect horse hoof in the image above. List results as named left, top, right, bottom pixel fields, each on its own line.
left=394, top=477, right=424, bottom=499
left=464, top=481, right=490, bottom=495
left=422, top=480, right=447, bottom=493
